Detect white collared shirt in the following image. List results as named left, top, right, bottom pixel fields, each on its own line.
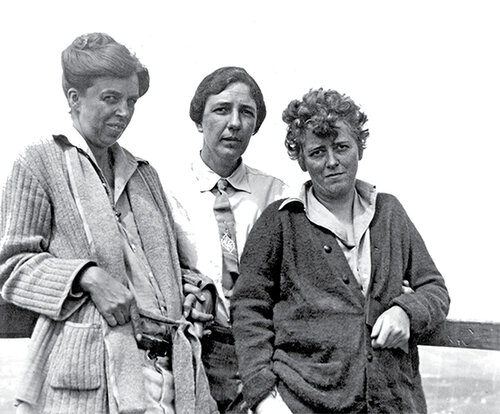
left=165, top=152, right=288, bottom=325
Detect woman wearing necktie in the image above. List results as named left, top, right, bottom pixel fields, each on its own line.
left=166, top=67, right=288, bottom=413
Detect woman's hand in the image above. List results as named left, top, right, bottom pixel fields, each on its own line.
left=77, top=266, right=135, bottom=327
left=402, top=279, right=414, bottom=295
left=183, top=283, right=214, bottom=338
left=371, top=305, right=410, bottom=351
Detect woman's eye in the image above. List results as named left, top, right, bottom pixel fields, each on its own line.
left=310, top=149, right=324, bottom=157
left=242, top=109, right=255, bottom=117
left=214, top=107, right=229, bottom=114
left=104, top=96, right=118, bottom=104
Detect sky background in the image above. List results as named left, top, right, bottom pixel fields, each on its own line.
left=0, top=0, right=498, bottom=327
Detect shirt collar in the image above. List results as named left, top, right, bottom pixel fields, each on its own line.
left=192, top=152, right=251, bottom=193
left=58, top=118, right=97, bottom=162
left=55, top=118, right=141, bottom=203
left=279, top=179, right=377, bottom=246
left=278, top=180, right=311, bottom=210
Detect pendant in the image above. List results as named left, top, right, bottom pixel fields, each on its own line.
left=221, top=232, right=235, bottom=254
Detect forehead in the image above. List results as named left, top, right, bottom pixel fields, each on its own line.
left=303, top=121, right=355, bottom=146
left=205, top=82, right=256, bottom=108
left=86, top=74, right=139, bottom=95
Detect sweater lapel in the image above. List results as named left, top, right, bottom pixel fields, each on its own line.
left=65, top=145, right=146, bottom=413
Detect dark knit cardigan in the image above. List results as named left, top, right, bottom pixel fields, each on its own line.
left=231, top=193, right=450, bottom=413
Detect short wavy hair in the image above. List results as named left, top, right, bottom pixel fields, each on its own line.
left=61, top=32, right=149, bottom=97
left=189, top=66, right=266, bottom=134
left=282, top=88, right=369, bottom=160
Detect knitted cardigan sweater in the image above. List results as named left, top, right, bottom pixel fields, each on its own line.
left=231, top=194, right=450, bottom=413
left=0, top=136, right=216, bottom=414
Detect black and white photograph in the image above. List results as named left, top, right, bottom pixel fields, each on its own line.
left=0, top=1, right=498, bottom=413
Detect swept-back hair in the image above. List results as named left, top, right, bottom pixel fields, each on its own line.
left=61, top=32, right=149, bottom=97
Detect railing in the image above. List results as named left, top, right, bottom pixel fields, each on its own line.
left=2, top=297, right=500, bottom=352
left=0, top=302, right=37, bottom=338
left=419, top=319, right=500, bottom=351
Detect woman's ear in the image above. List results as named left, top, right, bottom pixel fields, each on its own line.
left=67, top=88, right=80, bottom=112
left=196, top=123, right=203, bottom=133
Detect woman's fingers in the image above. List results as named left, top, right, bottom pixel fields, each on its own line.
left=79, top=266, right=135, bottom=326
left=104, top=313, right=118, bottom=327
left=183, top=293, right=198, bottom=318
left=190, top=307, right=214, bottom=322
left=183, top=283, right=206, bottom=302
left=401, top=279, right=414, bottom=294
left=371, top=306, right=410, bottom=349
left=114, top=309, right=129, bottom=325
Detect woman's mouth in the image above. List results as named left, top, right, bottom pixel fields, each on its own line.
left=107, top=123, right=126, bottom=133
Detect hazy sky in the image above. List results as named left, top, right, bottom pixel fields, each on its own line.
left=1, top=0, right=499, bottom=322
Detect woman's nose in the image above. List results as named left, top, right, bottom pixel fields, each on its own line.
left=228, top=110, right=241, bottom=130
left=116, top=101, right=131, bottom=118
left=326, top=150, right=339, bottom=168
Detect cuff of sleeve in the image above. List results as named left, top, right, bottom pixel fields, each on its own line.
left=242, top=368, right=278, bottom=410
left=390, top=294, right=426, bottom=333
left=69, top=261, right=97, bottom=298
left=56, top=260, right=96, bottom=321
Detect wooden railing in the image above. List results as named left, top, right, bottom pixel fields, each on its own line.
left=0, top=302, right=37, bottom=339
left=2, top=298, right=500, bottom=352
left=418, top=319, right=500, bottom=351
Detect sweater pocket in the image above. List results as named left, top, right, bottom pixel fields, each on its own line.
left=49, top=322, right=104, bottom=390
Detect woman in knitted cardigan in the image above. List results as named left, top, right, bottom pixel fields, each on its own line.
left=0, top=33, right=216, bottom=414
left=231, top=89, right=450, bottom=413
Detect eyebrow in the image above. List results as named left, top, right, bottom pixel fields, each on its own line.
left=306, top=143, right=326, bottom=151
left=211, top=99, right=256, bottom=109
left=101, top=89, right=121, bottom=95
left=101, top=89, right=140, bottom=99
left=240, top=103, right=256, bottom=112
left=333, top=137, right=352, bottom=144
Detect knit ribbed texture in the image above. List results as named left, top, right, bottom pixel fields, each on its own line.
left=50, top=323, right=103, bottom=390
left=0, top=137, right=217, bottom=413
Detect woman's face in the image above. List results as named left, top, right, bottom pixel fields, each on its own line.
left=71, top=74, right=139, bottom=152
left=300, top=122, right=360, bottom=204
left=199, top=82, right=257, bottom=169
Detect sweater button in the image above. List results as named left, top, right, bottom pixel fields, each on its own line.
left=342, top=276, right=350, bottom=284
left=367, top=352, right=373, bottom=362
left=323, top=245, right=332, bottom=253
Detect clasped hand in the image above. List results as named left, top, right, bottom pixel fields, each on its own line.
left=183, top=283, right=214, bottom=338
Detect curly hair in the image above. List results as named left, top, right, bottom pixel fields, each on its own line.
left=189, top=66, right=266, bottom=134
left=282, top=88, right=369, bottom=160
left=61, top=32, right=149, bottom=97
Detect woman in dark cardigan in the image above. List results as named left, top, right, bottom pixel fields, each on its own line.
left=231, top=88, right=450, bottom=413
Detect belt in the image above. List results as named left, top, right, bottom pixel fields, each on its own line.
left=205, top=324, right=235, bottom=345
left=136, top=332, right=172, bottom=360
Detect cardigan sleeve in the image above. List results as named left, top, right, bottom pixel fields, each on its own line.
left=388, top=199, right=450, bottom=334
left=0, top=158, right=90, bottom=320
left=231, top=201, right=284, bottom=409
